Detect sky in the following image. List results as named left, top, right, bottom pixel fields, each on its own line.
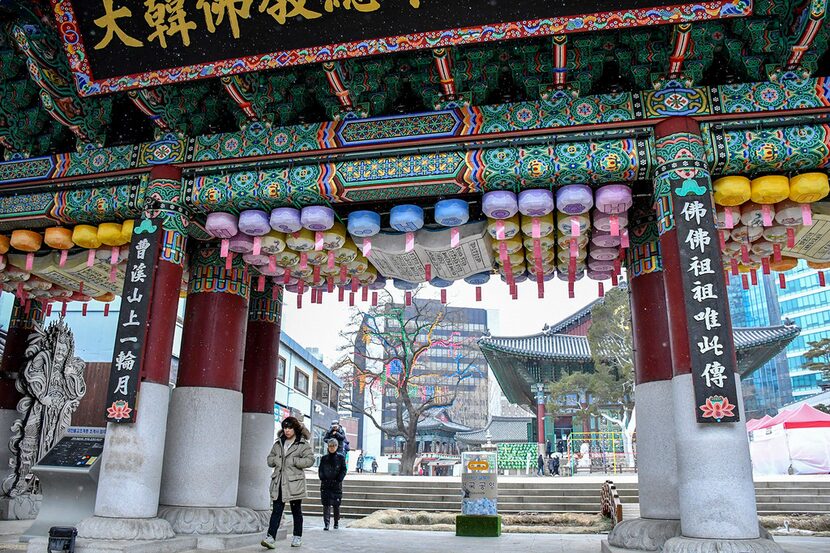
left=280, top=276, right=601, bottom=367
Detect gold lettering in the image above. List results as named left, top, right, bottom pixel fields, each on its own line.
left=197, top=0, right=253, bottom=38
left=324, top=0, right=380, bottom=13
left=93, top=0, right=143, bottom=49
left=144, top=0, right=197, bottom=48
left=258, top=0, right=322, bottom=24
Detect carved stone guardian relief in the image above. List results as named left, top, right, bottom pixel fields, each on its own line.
left=2, top=318, right=86, bottom=497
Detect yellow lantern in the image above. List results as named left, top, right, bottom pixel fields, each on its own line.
left=72, top=225, right=102, bottom=249
left=98, top=222, right=126, bottom=247
left=789, top=173, right=829, bottom=203
left=770, top=257, right=798, bottom=272
left=750, top=175, right=789, bottom=205
left=95, top=292, right=115, bottom=302
left=322, top=222, right=347, bottom=251
left=0, top=235, right=9, bottom=254
left=10, top=230, right=42, bottom=252
left=807, top=260, right=830, bottom=270
left=491, top=237, right=523, bottom=255
left=486, top=215, right=520, bottom=240
left=520, top=213, right=555, bottom=237
left=44, top=227, right=74, bottom=250
left=120, top=220, right=135, bottom=243
left=713, top=176, right=751, bottom=206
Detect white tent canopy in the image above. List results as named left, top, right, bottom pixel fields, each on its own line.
left=749, top=404, right=830, bottom=475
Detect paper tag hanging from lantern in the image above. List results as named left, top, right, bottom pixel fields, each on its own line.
left=253, top=236, right=262, bottom=256
left=424, top=264, right=432, bottom=281
left=82, top=303, right=88, bottom=316
left=362, top=238, right=372, bottom=257
left=405, top=291, right=412, bottom=306
left=327, top=277, right=334, bottom=294
left=257, top=274, right=265, bottom=292
left=313, top=265, right=321, bottom=285
left=349, top=292, right=355, bottom=307
left=719, top=231, right=727, bottom=251
left=741, top=244, right=750, bottom=263
left=730, top=258, right=739, bottom=276
left=801, top=204, right=813, bottom=226
left=568, top=281, right=575, bottom=299
left=440, top=289, right=447, bottom=304
left=327, top=251, right=335, bottom=269
left=268, top=256, right=277, bottom=272
left=405, top=232, right=415, bottom=253
left=25, top=253, right=35, bottom=271
left=779, top=273, right=787, bottom=289
left=46, top=303, right=53, bottom=317
left=109, top=265, right=117, bottom=282
left=750, top=270, right=758, bottom=286
left=609, top=215, right=619, bottom=237
left=297, top=292, right=303, bottom=309
left=450, top=228, right=460, bottom=248
left=86, top=249, right=95, bottom=267
left=773, top=243, right=782, bottom=263
left=741, top=274, right=749, bottom=289
left=226, top=251, right=234, bottom=271
left=351, top=276, right=359, bottom=293
left=338, top=286, right=344, bottom=302
left=495, top=220, right=505, bottom=240
left=786, top=227, right=796, bottom=248
left=621, top=228, right=630, bottom=249
left=476, top=286, right=482, bottom=301
left=570, top=217, right=579, bottom=238
left=283, top=270, right=291, bottom=285
left=272, top=281, right=280, bottom=300
left=340, top=264, right=348, bottom=284
left=761, top=258, right=770, bottom=275
left=220, top=239, right=230, bottom=258
left=761, top=204, right=773, bottom=227
left=61, top=302, right=67, bottom=317
left=724, top=206, right=735, bottom=229
left=79, top=281, right=84, bottom=295
left=299, top=252, right=308, bottom=270
left=315, top=232, right=324, bottom=251
left=362, top=286, right=369, bottom=302
left=372, top=291, right=378, bottom=306
left=820, top=272, right=827, bottom=287
left=598, top=282, right=605, bottom=297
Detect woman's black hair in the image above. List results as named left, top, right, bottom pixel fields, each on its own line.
left=281, top=416, right=302, bottom=435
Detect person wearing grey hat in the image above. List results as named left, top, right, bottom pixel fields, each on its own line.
left=323, top=421, right=346, bottom=457
left=318, top=438, right=347, bottom=530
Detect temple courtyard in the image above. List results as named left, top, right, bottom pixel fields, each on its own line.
left=0, top=520, right=828, bottom=553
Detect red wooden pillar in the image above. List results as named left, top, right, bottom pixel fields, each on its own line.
left=0, top=297, right=44, bottom=409
left=654, top=117, right=763, bottom=548
left=159, top=245, right=255, bottom=533
left=534, top=383, right=546, bottom=456
left=238, top=280, right=284, bottom=512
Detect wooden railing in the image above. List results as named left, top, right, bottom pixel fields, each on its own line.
left=600, top=479, right=623, bottom=526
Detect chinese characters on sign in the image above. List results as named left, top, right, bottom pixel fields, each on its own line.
left=57, top=0, right=750, bottom=95
left=104, top=218, right=162, bottom=424
left=671, top=180, right=741, bottom=423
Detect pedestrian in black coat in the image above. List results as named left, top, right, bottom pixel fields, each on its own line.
left=318, top=439, right=347, bottom=530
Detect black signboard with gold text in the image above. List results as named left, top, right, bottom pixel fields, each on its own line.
left=104, top=218, right=162, bottom=424
left=52, top=0, right=751, bottom=95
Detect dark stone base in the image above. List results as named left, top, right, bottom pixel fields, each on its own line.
left=455, top=515, right=501, bottom=538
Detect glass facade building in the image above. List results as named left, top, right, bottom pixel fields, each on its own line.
left=727, top=260, right=829, bottom=417
left=776, top=261, right=830, bottom=399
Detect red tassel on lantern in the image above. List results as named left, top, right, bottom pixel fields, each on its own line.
left=611, top=272, right=619, bottom=286
left=313, top=265, right=321, bottom=285
left=226, top=251, right=234, bottom=271
left=297, top=293, right=303, bottom=309
left=424, top=264, right=432, bottom=281
left=272, top=282, right=280, bottom=300
left=405, top=291, right=412, bottom=306
left=82, top=303, right=88, bottom=316
left=598, top=282, right=605, bottom=297
left=731, top=258, right=739, bottom=276
left=741, top=274, right=749, bottom=290
left=440, top=289, right=447, bottom=304
left=750, top=270, right=758, bottom=286
left=104, top=303, right=110, bottom=317
left=351, top=276, right=358, bottom=293
left=46, top=303, right=53, bottom=317
left=283, top=270, right=291, bottom=285
left=257, top=275, right=265, bottom=292
left=362, top=286, right=368, bottom=302
left=568, top=282, right=575, bottom=299
left=79, top=281, right=84, bottom=295
left=820, top=271, right=827, bottom=287
left=476, top=286, right=482, bottom=302
left=779, top=273, right=787, bottom=289
left=340, top=265, right=348, bottom=284
left=773, top=243, right=782, bottom=263
left=372, top=292, right=378, bottom=306
left=761, top=258, right=770, bottom=275
left=327, top=277, right=334, bottom=294
left=787, top=227, right=796, bottom=248
left=61, top=302, right=67, bottom=317
left=349, top=292, right=355, bottom=307
left=338, top=286, right=344, bottom=302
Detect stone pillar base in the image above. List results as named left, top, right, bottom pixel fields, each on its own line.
left=663, top=536, right=784, bottom=553
left=0, top=494, right=41, bottom=520
left=606, top=518, right=682, bottom=551
left=157, top=506, right=260, bottom=535
left=76, top=516, right=176, bottom=540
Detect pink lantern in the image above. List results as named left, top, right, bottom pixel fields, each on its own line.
left=205, top=212, right=238, bottom=239
left=593, top=211, right=629, bottom=233
left=228, top=233, right=254, bottom=254
left=591, top=231, right=621, bottom=248
left=589, top=247, right=620, bottom=261
left=555, top=185, right=593, bottom=215
left=482, top=191, right=518, bottom=219
left=594, top=184, right=633, bottom=214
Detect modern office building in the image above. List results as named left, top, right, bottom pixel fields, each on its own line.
left=727, top=260, right=830, bottom=416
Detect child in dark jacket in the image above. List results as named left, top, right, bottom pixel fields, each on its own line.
left=318, top=438, right=348, bottom=530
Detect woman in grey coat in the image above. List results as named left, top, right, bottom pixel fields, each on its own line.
left=261, top=416, right=314, bottom=549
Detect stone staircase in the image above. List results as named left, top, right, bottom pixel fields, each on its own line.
left=303, top=476, right=830, bottom=519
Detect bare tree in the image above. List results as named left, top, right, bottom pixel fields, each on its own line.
left=332, top=288, right=481, bottom=475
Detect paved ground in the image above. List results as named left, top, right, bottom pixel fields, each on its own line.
left=0, top=518, right=827, bottom=553
left=218, top=524, right=830, bottom=553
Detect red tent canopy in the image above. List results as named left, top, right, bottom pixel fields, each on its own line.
left=755, top=404, right=830, bottom=430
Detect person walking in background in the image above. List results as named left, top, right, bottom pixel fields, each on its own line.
left=262, top=417, right=314, bottom=549
left=551, top=453, right=561, bottom=476
left=324, top=421, right=347, bottom=456
left=318, top=439, right=347, bottom=531
left=356, top=453, right=365, bottom=473
left=537, top=453, right=545, bottom=476
left=371, top=459, right=378, bottom=473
